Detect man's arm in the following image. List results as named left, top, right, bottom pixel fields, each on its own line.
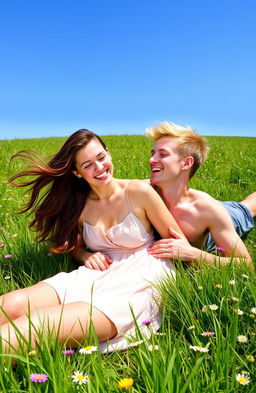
left=148, top=200, right=253, bottom=269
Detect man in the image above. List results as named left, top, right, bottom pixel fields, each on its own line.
left=146, top=121, right=255, bottom=268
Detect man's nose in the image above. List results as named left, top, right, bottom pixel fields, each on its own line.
left=149, top=154, right=157, bottom=163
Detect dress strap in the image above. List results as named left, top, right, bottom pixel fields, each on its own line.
left=125, top=181, right=132, bottom=212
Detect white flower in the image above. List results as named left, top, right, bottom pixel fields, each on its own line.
left=229, top=279, right=235, bottom=286
left=79, top=345, right=98, bottom=354
left=250, top=307, right=256, bottom=315
left=209, top=304, right=219, bottom=311
left=189, top=345, right=209, bottom=353
left=72, top=371, right=89, bottom=385
left=128, top=340, right=144, bottom=347
left=236, top=372, right=250, bottom=385
left=234, top=309, right=244, bottom=315
left=148, top=344, right=159, bottom=351
left=237, top=335, right=248, bottom=343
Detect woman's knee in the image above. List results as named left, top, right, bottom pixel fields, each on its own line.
left=1, top=288, right=35, bottom=321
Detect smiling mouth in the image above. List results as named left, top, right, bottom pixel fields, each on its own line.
left=151, top=167, right=162, bottom=173
left=95, top=170, right=108, bottom=179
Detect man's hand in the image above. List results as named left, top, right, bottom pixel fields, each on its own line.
left=84, top=252, right=113, bottom=270
left=148, top=227, right=199, bottom=262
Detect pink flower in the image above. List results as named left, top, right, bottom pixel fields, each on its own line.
left=216, top=247, right=225, bottom=252
left=63, top=349, right=75, bottom=355
left=201, top=331, right=215, bottom=337
left=29, top=373, right=48, bottom=383
left=141, top=320, right=153, bottom=326
left=4, top=254, right=13, bottom=259
left=0, top=243, right=4, bottom=248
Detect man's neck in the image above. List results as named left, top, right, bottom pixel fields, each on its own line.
left=155, top=178, right=190, bottom=211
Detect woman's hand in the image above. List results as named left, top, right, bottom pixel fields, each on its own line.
left=84, top=252, right=113, bottom=270
left=148, top=227, right=199, bottom=262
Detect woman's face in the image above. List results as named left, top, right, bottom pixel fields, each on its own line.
left=74, top=138, right=113, bottom=186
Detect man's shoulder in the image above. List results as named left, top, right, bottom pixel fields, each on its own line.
left=187, top=189, right=225, bottom=215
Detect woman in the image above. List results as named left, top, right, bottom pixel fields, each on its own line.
left=0, top=129, right=187, bottom=353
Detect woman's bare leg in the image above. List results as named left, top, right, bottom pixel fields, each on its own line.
left=0, top=283, right=60, bottom=325
left=1, top=301, right=117, bottom=353
left=241, top=191, right=256, bottom=217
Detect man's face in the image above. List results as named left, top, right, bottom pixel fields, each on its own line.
left=149, top=137, right=184, bottom=186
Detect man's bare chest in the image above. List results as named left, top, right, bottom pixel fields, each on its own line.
left=171, top=206, right=208, bottom=246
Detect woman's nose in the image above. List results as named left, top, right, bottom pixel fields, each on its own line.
left=95, top=161, right=104, bottom=170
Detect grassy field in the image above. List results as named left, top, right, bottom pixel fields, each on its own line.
left=0, top=135, right=255, bottom=392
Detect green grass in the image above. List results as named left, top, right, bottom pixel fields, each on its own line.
left=0, top=135, right=255, bottom=392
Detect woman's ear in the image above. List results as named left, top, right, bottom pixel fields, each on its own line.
left=72, top=170, right=82, bottom=178
left=181, top=156, right=194, bottom=171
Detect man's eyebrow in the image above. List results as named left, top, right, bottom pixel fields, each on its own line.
left=151, top=147, right=169, bottom=154
left=81, top=151, right=105, bottom=167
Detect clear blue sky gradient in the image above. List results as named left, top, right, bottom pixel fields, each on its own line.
left=1, top=0, right=256, bottom=139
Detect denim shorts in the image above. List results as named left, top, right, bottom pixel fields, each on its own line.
left=203, top=201, right=254, bottom=252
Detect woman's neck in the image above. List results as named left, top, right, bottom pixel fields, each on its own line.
left=89, top=178, right=120, bottom=200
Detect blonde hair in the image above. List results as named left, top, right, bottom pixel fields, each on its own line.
left=146, top=121, right=209, bottom=178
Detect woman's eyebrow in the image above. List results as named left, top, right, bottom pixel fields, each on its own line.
left=80, top=151, right=105, bottom=167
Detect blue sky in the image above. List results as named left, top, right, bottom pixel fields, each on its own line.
left=1, top=0, right=256, bottom=139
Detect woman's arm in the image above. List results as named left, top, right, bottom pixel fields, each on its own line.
left=71, top=234, right=113, bottom=270
left=128, top=180, right=187, bottom=240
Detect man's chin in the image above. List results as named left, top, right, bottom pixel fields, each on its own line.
left=150, top=177, right=160, bottom=186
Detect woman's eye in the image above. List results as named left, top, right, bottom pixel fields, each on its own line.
left=99, top=155, right=105, bottom=161
left=84, top=163, right=92, bottom=169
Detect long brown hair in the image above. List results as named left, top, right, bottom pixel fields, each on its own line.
left=8, top=129, right=107, bottom=252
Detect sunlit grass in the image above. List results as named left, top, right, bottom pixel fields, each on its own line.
left=0, top=135, right=255, bottom=392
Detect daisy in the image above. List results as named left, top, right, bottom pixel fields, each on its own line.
left=201, top=331, right=215, bottom=337
left=148, top=344, right=159, bottom=351
left=250, top=307, right=256, bottom=315
left=187, top=325, right=196, bottom=331
left=72, top=371, right=89, bottom=385
left=189, top=345, right=209, bottom=353
left=241, top=274, right=249, bottom=279
left=79, top=345, right=98, bottom=355
left=236, top=372, right=250, bottom=385
left=209, top=304, right=219, bottom=311
left=29, top=373, right=48, bottom=383
left=234, top=309, right=244, bottom=315
left=79, top=345, right=98, bottom=354
left=127, top=340, right=144, bottom=347
left=229, top=279, right=235, bottom=286
left=230, top=296, right=239, bottom=302
left=215, top=284, right=222, bottom=289
left=118, top=377, right=134, bottom=389
left=246, top=355, right=254, bottom=362
left=237, top=335, right=248, bottom=343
